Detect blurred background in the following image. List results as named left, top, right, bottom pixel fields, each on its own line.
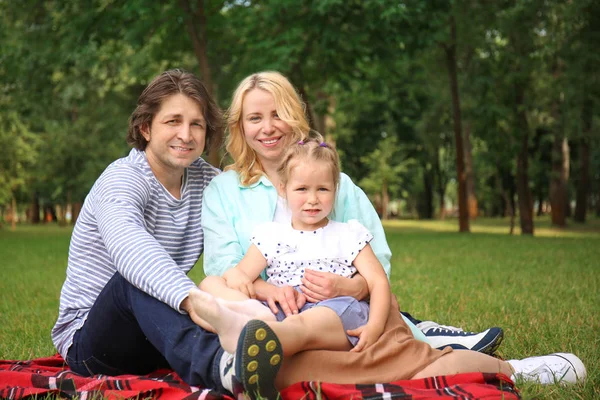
left=1, top=0, right=598, bottom=234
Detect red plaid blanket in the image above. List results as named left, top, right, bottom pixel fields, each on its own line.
left=0, top=354, right=520, bottom=399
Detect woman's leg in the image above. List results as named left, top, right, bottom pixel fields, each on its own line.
left=411, top=349, right=513, bottom=378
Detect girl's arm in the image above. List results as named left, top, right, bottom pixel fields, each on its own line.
left=347, top=243, right=391, bottom=351
left=233, top=244, right=268, bottom=281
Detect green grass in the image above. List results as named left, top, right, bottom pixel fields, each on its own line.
left=1, top=218, right=599, bottom=399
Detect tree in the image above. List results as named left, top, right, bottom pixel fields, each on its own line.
left=359, top=137, right=413, bottom=220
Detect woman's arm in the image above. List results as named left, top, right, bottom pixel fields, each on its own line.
left=201, top=179, right=246, bottom=277
left=301, top=270, right=369, bottom=302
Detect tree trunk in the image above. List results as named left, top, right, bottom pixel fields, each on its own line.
left=29, top=192, right=40, bottom=223
left=381, top=180, right=389, bottom=220
left=574, top=99, right=592, bottom=222
left=179, top=0, right=219, bottom=167
left=11, top=195, right=17, bottom=230
left=464, top=121, right=478, bottom=218
left=495, top=170, right=515, bottom=234
left=421, top=165, right=434, bottom=219
left=444, top=17, right=469, bottom=233
left=434, top=147, right=447, bottom=220
left=72, top=202, right=82, bottom=225
left=515, top=85, right=534, bottom=235
left=550, top=136, right=569, bottom=227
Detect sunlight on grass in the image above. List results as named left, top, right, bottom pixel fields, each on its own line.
left=383, top=216, right=600, bottom=238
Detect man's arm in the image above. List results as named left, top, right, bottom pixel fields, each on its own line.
left=94, top=167, right=196, bottom=312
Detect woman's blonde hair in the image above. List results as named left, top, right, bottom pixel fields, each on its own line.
left=225, top=71, right=311, bottom=186
left=277, top=133, right=341, bottom=196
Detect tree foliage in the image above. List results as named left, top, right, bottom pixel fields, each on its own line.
left=1, top=0, right=598, bottom=233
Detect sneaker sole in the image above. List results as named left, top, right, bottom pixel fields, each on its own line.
left=474, top=328, right=504, bottom=355
left=234, top=319, right=283, bottom=400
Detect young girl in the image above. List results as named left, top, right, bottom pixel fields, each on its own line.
left=190, top=135, right=391, bottom=355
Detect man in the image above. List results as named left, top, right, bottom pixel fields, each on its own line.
left=52, top=69, right=229, bottom=391
left=52, top=69, right=503, bottom=398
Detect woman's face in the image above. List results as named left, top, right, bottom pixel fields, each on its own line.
left=241, top=89, right=292, bottom=166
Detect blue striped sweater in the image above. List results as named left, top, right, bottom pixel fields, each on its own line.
left=51, top=148, right=219, bottom=357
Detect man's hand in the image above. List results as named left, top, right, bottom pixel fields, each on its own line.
left=347, top=323, right=383, bottom=352
left=223, top=268, right=255, bottom=298
left=262, top=285, right=306, bottom=316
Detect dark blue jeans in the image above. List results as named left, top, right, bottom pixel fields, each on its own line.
left=66, top=273, right=225, bottom=391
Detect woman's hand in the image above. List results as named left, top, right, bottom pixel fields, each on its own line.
left=300, top=270, right=369, bottom=302
left=223, top=268, right=255, bottom=298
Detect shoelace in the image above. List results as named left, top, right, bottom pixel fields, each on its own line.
left=418, top=321, right=465, bottom=333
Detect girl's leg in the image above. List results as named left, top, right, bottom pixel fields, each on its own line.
left=264, top=306, right=352, bottom=355
left=411, top=350, right=513, bottom=378
left=190, top=288, right=351, bottom=355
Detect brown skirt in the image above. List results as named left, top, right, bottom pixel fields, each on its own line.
left=277, top=298, right=452, bottom=387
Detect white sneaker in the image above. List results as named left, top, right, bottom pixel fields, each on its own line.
left=508, top=353, right=587, bottom=385
left=219, top=351, right=236, bottom=394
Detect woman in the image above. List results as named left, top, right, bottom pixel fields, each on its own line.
left=200, top=71, right=585, bottom=398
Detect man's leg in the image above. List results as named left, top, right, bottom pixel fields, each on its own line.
left=66, top=273, right=225, bottom=391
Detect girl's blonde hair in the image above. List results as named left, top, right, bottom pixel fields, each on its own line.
left=225, top=71, right=311, bottom=186
left=277, top=133, right=341, bottom=195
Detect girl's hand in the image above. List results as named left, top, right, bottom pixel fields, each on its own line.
left=347, top=324, right=383, bottom=352
left=263, top=285, right=306, bottom=316
left=300, top=270, right=368, bottom=302
left=223, top=268, right=255, bottom=298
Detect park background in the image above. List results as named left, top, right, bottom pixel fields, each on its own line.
left=1, top=1, right=599, bottom=399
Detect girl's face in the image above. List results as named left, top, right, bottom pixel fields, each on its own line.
left=284, top=159, right=336, bottom=231
left=242, top=89, right=292, bottom=166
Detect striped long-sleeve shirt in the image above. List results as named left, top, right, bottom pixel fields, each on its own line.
left=51, top=148, right=219, bottom=358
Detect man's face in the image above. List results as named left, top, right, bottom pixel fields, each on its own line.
left=142, top=93, right=206, bottom=182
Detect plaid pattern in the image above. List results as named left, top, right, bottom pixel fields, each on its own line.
left=0, top=354, right=520, bottom=400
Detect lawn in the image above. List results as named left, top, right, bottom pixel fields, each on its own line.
left=1, top=218, right=598, bottom=399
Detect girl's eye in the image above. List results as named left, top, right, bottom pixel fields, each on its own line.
left=167, top=120, right=178, bottom=125
left=273, top=112, right=280, bottom=120
left=249, top=116, right=261, bottom=122
left=318, top=188, right=329, bottom=191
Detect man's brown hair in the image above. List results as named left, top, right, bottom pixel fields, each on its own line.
left=127, top=69, right=223, bottom=153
